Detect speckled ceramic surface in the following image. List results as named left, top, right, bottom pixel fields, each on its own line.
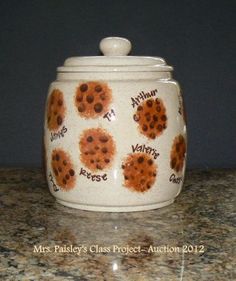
left=0, top=168, right=235, bottom=280
left=44, top=37, right=187, bottom=211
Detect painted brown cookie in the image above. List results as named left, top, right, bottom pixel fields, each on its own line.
left=75, top=81, right=112, bottom=119
left=170, top=135, right=186, bottom=173
left=79, top=128, right=116, bottom=171
left=47, top=89, right=65, bottom=131
left=51, top=149, right=76, bottom=191
left=133, top=98, right=167, bottom=139
left=122, top=153, right=157, bottom=192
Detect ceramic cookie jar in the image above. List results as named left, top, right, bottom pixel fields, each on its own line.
left=44, top=37, right=187, bottom=212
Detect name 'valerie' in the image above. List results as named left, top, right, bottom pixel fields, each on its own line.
left=131, top=89, right=158, bottom=108
left=132, top=143, right=160, bottom=159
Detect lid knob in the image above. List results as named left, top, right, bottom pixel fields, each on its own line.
left=99, top=37, right=132, bottom=56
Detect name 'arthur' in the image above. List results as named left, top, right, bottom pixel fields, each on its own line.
left=131, top=89, right=158, bottom=108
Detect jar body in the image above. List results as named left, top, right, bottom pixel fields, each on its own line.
left=44, top=74, right=187, bottom=212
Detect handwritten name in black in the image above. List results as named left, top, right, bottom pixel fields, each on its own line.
left=103, top=109, right=116, bottom=122
left=169, top=173, right=183, bottom=184
left=131, top=89, right=158, bottom=108
left=79, top=167, right=107, bottom=182
left=132, top=143, right=160, bottom=159
left=50, top=125, right=68, bottom=142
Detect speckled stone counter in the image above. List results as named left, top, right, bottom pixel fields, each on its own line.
left=0, top=168, right=235, bottom=281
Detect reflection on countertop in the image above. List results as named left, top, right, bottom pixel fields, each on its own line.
left=0, top=168, right=235, bottom=281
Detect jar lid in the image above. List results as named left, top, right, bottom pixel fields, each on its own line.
left=57, top=37, right=173, bottom=73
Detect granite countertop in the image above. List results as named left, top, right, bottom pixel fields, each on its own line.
left=0, top=168, right=235, bottom=281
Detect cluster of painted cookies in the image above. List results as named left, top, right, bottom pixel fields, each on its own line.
left=47, top=81, right=111, bottom=132
left=46, top=81, right=186, bottom=193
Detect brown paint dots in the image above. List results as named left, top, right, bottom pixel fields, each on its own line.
left=146, top=100, right=153, bottom=107
left=149, top=132, right=156, bottom=139
left=153, top=115, right=158, bottom=122
left=99, top=135, right=109, bottom=143
left=138, top=156, right=144, bottom=163
left=157, top=124, right=163, bottom=131
left=75, top=81, right=112, bottom=118
left=133, top=114, right=140, bottom=122
left=78, top=103, right=86, bottom=112
left=80, top=84, right=88, bottom=92
left=87, top=136, right=93, bottom=142
left=142, top=124, right=148, bottom=132
left=95, top=85, right=102, bottom=92
left=86, top=95, right=94, bottom=104
left=79, top=128, right=116, bottom=171
left=122, top=153, right=157, bottom=192
left=51, top=149, right=76, bottom=191
left=161, top=114, right=167, bottom=121
left=57, top=115, right=62, bottom=126
left=101, top=147, right=108, bottom=154
left=47, top=89, right=65, bottom=131
left=134, top=98, right=167, bottom=139
left=58, top=99, right=63, bottom=106
left=76, top=94, right=83, bottom=102
left=94, top=103, right=103, bottom=113
left=170, top=135, right=186, bottom=173
left=69, top=169, right=75, bottom=176
left=149, top=122, right=155, bottom=129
